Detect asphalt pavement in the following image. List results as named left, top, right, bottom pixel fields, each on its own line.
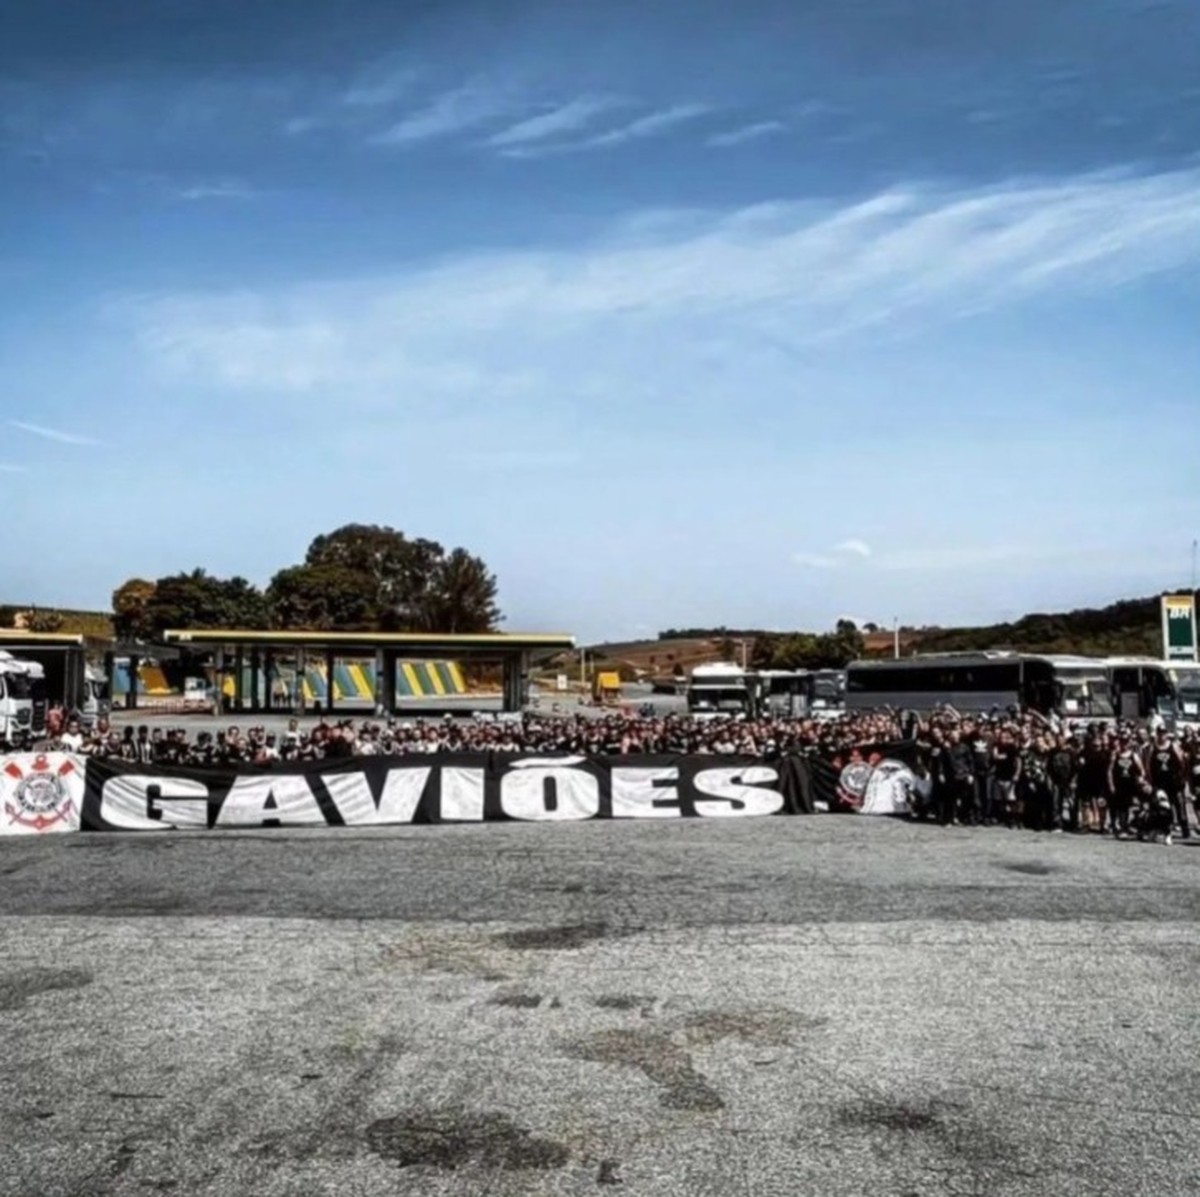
left=2, top=818, right=1199, bottom=1196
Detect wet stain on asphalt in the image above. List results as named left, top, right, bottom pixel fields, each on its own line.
left=497, top=922, right=611, bottom=951
left=0, top=967, right=93, bottom=1012
left=567, top=1029, right=724, bottom=1111
left=490, top=991, right=543, bottom=1008
left=1000, top=861, right=1062, bottom=876
left=365, top=1107, right=568, bottom=1170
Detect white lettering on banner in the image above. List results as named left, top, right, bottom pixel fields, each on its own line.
left=440, top=767, right=485, bottom=821
left=610, top=767, right=681, bottom=818
left=99, top=775, right=209, bottom=830
left=215, top=775, right=326, bottom=827
left=500, top=765, right=600, bottom=821
left=692, top=766, right=782, bottom=817
left=324, top=768, right=430, bottom=825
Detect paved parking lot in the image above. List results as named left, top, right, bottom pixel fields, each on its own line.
left=2, top=818, right=1199, bottom=1196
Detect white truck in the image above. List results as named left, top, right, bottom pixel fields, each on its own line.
left=0, top=652, right=36, bottom=745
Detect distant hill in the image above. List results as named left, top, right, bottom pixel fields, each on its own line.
left=892, top=592, right=1192, bottom=659
left=638, top=590, right=1194, bottom=668
left=0, top=605, right=114, bottom=640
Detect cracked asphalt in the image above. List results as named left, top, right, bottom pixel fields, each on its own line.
left=2, top=817, right=1199, bottom=1196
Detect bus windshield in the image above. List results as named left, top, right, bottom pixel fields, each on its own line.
left=688, top=687, right=749, bottom=713
left=1058, top=677, right=1114, bottom=717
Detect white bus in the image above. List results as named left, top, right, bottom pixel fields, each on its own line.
left=1106, top=658, right=1200, bottom=726
left=845, top=652, right=1114, bottom=720
left=757, top=669, right=846, bottom=718
left=686, top=663, right=755, bottom=718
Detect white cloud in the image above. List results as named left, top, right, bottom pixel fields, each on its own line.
left=117, top=166, right=1200, bottom=397
left=174, top=181, right=256, bottom=201
left=794, top=552, right=838, bottom=569
left=9, top=421, right=100, bottom=447
left=489, top=96, right=624, bottom=148
left=795, top=539, right=872, bottom=569
left=342, top=65, right=419, bottom=108
left=370, top=83, right=517, bottom=146
left=583, top=103, right=711, bottom=148
left=707, top=120, right=787, bottom=148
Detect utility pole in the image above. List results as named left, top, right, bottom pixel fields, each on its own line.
left=893, top=617, right=900, bottom=660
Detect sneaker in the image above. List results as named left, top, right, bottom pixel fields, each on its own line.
left=1165, top=834, right=1173, bottom=847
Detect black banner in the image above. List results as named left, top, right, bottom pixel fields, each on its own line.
left=82, top=753, right=814, bottom=830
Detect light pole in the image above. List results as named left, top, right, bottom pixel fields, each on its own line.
left=893, top=617, right=900, bottom=660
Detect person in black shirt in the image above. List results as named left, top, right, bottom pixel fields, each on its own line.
left=946, top=730, right=977, bottom=825
left=1108, top=736, right=1143, bottom=839
left=991, top=733, right=1021, bottom=828
left=1046, top=735, right=1078, bottom=832
left=1148, top=729, right=1188, bottom=839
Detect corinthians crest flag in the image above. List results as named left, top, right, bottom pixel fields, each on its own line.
left=0, top=753, right=84, bottom=835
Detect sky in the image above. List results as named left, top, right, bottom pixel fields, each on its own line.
left=1, top=0, right=1198, bottom=643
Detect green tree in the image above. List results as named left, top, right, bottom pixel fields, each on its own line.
left=298, top=524, right=501, bottom=632
left=420, top=547, right=501, bottom=633
left=25, top=608, right=64, bottom=633
left=267, top=564, right=378, bottom=631
left=142, top=569, right=269, bottom=639
left=112, top=578, right=157, bottom=642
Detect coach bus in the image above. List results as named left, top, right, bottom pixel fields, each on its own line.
left=1106, top=658, right=1200, bottom=726
left=686, top=662, right=755, bottom=718
left=844, top=652, right=1114, bottom=720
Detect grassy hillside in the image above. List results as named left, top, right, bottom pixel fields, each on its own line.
left=0, top=605, right=114, bottom=640
left=895, top=592, right=1192, bottom=659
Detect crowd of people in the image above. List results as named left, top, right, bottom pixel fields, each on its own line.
left=11, top=705, right=1200, bottom=841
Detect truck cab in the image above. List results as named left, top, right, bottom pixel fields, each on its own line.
left=0, top=656, right=34, bottom=745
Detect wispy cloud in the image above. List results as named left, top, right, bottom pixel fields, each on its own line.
left=343, top=65, right=419, bottom=108
left=174, top=181, right=256, bottom=202
left=488, top=96, right=624, bottom=148
left=707, top=120, right=787, bottom=148
left=119, top=166, right=1200, bottom=397
left=584, top=103, right=711, bottom=148
left=795, top=540, right=872, bottom=569
left=9, top=421, right=101, bottom=447
left=370, top=83, right=517, bottom=146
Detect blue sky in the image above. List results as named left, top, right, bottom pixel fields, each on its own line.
left=2, top=0, right=1198, bottom=642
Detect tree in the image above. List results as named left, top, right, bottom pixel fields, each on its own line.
left=25, top=608, right=64, bottom=633
left=142, top=569, right=270, bottom=639
left=420, top=547, right=501, bottom=633
left=112, top=578, right=157, bottom=642
left=267, top=564, right=378, bottom=631
left=296, top=524, right=501, bottom=632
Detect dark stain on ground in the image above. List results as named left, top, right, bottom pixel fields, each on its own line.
left=567, top=1029, right=724, bottom=1111
left=0, top=967, right=93, bottom=1012
left=490, top=992, right=543, bottom=1009
left=838, top=1100, right=944, bottom=1134
left=830, top=1098, right=1041, bottom=1184
left=683, top=1008, right=828, bottom=1046
left=594, top=994, right=655, bottom=1011
left=1000, top=861, right=1061, bottom=876
left=112, top=1142, right=139, bottom=1177
left=497, top=922, right=610, bottom=951
left=366, top=1107, right=568, bottom=1170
